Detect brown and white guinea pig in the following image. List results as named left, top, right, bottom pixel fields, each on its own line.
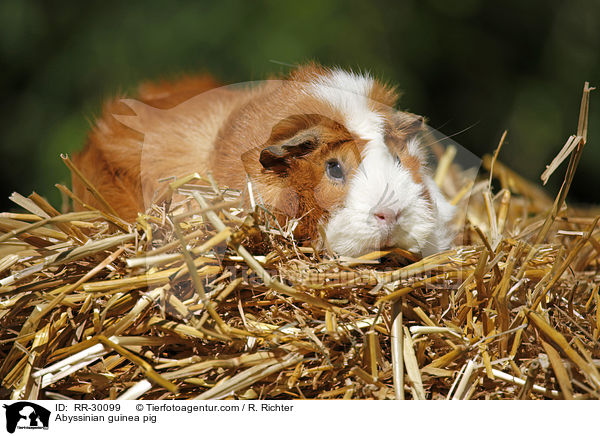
left=73, top=64, right=455, bottom=257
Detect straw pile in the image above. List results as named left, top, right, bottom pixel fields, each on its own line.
left=1, top=83, right=598, bottom=400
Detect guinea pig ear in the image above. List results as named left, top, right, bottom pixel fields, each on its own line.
left=259, top=130, right=319, bottom=174
left=393, top=112, right=426, bottom=138
left=259, top=145, right=290, bottom=173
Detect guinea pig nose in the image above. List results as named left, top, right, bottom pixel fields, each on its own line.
left=373, top=208, right=397, bottom=225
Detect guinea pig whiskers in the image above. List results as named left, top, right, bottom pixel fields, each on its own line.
left=425, top=121, right=480, bottom=148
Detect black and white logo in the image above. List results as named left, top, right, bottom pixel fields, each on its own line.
left=3, top=402, right=50, bottom=434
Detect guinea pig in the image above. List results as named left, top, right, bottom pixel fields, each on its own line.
left=73, top=64, right=455, bottom=257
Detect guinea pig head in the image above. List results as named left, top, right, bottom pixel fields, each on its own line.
left=323, top=110, right=457, bottom=258
left=242, top=70, right=456, bottom=258
left=242, top=113, right=364, bottom=240
left=244, top=109, right=455, bottom=258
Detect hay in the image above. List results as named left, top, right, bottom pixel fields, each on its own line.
left=1, top=83, right=598, bottom=400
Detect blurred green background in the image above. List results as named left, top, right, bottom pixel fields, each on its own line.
left=1, top=0, right=599, bottom=211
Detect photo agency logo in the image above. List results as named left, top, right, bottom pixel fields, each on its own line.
left=2, top=402, right=50, bottom=434
left=116, top=76, right=480, bottom=292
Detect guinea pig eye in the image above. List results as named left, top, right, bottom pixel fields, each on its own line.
left=325, top=159, right=344, bottom=182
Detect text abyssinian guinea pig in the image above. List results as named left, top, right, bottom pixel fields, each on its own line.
left=73, top=64, right=455, bottom=257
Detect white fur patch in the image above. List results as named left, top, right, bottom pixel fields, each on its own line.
left=309, top=69, right=384, bottom=141
left=325, top=138, right=438, bottom=256
left=308, top=70, right=455, bottom=257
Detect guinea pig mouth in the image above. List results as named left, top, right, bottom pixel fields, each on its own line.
left=377, top=231, right=400, bottom=251
left=384, top=227, right=418, bottom=251
left=379, top=235, right=394, bottom=248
